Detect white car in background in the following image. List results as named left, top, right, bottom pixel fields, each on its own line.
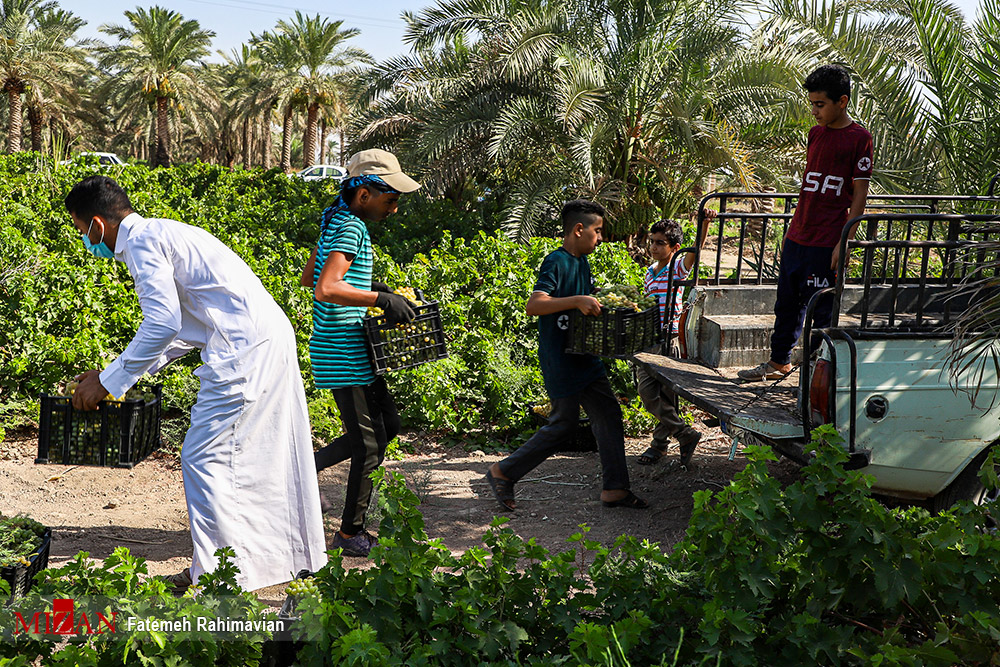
left=294, top=164, right=347, bottom=181
left=60, top=152, right=125, bottom=166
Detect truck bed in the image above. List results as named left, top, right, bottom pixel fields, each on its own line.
left=633, top=352, right=803, bottom=437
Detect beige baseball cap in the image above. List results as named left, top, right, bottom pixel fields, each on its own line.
left=345, top=149, right=421, bottom=193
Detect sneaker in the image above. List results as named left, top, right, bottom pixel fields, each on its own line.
left=677, top=429, right=702, bottom=467
left=737, top=362, right=791, bottom=381
left=332, top=530, right=379, bottom=558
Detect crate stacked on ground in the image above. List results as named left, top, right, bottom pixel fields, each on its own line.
left=36, top=385, right=163, bottom=468
left=363, top=287, right=448, bottom=374
left=566, top=284, right=662, bottom=358
left=0, top=515, right=51, bottom=601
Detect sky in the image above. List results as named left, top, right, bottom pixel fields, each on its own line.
left=57, top=0, right=417, bottom=63
left=57, top=0, right=988, bottom=66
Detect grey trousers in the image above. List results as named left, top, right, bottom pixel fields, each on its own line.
left=634, top=343, right=688, bottom=450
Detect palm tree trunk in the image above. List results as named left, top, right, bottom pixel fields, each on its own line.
left=155, top=96, right=171, bottom=168
left=262, top=116, right=272, bottom=169
left=318, top=119, right=327, bottom=164
left=243, top=118, right=251, bottom=169
left=338, top=127, right=346, bottom=166
left=304, top=103, right=319, bottom=167
left=27, top=105, right=43, bottom=153
left=148, top=118, right=157, bottom=165
left=280, top=106, right=293, bottom=172
left=6, top=83, right=24, bottom=154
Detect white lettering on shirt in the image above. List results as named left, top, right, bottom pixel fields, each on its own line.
left=803, top=172, right=821, bottom=192
left=821, top=175, right=844, bottom=196
left=802, top=171, right=844, bottom=197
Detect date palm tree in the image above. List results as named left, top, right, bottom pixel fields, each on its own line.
left=264, top=12, right=371, bottom=168
left=0, top=0, right=84, bottom=153
left=22, top=7, right=88, bottom=153
left=96, top=6, right=215, bottom=167
left=358, top=0, right=801, bottom=240
left=248, top=30, right=304, bottom=172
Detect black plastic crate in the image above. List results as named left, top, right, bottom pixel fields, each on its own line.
left=528, top=409, right=597, bottom=453
left=1, top=527, right=51, bottom=601
left=364, top=300, right=448, bottom=375
left=566, top=306, right=662, bottom=358
left=36, top=385, right=162, bottom=468
left=261, top=569, right=311, bottom=667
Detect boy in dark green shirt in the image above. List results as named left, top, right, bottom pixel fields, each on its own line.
left=485, top=200, right=647, bottom=511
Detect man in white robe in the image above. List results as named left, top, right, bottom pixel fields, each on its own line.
left=66, top=175, right=327, bottom=592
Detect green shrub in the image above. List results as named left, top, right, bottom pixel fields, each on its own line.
left=288, top=428, right=1000, bottom=665
left=368, top=194, right=498, bottom=265
left=0, top=547, right=270, bottom=666
left=0, top=156, right=652, bottom=446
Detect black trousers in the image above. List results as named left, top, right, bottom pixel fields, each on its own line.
left=770, top=238, right=836, bottom=365
left=314, top=376, right=400, bottom=535
left=498, top=375, right=630, bottom=491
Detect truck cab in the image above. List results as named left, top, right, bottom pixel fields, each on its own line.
left=636, top=179, right=1000, bottom=509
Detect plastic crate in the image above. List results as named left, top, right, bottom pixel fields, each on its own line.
left=1, top=527, right=51, bottom=601
left=364, top=300, right=448, bottom=375
left=528, top=409, right=597, bottom=453
left=36, top=386, right=162, bottom=468
left=566, top=306, right=662, bottom=358
left=261, top=569, right=311, bottom=667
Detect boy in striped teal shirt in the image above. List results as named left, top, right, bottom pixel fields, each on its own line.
left=300, top=149, right=421, bottom=557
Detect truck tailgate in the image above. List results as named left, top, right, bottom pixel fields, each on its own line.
left=633, top=352, right=804, bottom=439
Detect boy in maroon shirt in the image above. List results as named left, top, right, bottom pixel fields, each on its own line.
left=739, top=65, right=874, bottom=381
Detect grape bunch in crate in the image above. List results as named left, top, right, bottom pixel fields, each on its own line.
left=593, top=284, right=657, bottom=312
left=363, top=287, right=448, bottom=374
left=567, top=284, right=662, bottom=358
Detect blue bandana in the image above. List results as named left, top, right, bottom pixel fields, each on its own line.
left=321, top=174, right=401, bottom=233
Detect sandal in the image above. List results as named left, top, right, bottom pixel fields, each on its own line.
left=637, top=446, right=667, bottom=465
left=677, top=430, right=702, bottom=467
left=602, top=491, right=649, bottom=509
left=485, top=469, right=516, bottom=511
left=164, top=567, right=192, bottom=596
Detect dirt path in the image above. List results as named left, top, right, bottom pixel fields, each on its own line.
left=1, top=420, right=800, bottom=606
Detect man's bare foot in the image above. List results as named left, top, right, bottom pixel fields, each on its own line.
left=485, top=464, right=516, bottom=510
left=600, top=489, right=629, bottom=503
left=488, top=462, right=511, bottom=481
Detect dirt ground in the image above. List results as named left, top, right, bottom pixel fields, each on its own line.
left=0, top=416, right=801, bottom=607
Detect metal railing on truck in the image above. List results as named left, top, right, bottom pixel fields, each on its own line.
left=800, top=208, right=1000, bottom=453
left=660, top=175, right=1000, bottom=353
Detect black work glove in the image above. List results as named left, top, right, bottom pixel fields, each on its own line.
left=375, top=291, right=417, bottom=325
left=371, top=281, right=392, bottom=293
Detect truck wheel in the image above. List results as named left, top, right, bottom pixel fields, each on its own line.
left=930, top=444, right=1000, bottom=512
